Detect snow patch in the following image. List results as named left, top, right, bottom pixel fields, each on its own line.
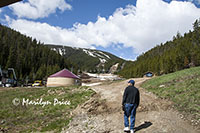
left=86, top=73, right=119, bottom=81
left=51, top=48, right=57, bottom=51
left=82, top=49, right=97, bottom=57
left=95, top=53, right=105, bottom=58
left=82, top=82, right=101, bottom=87
left=87, top=73, right=98, bottom=77
left=51, top=48, right=66, bottom=56
left=58, top=48, right=63, bottom=56
left=98, top=51, right=110, bottom=59
left=63, top=48, right=66, bottom=55
left=99, top=58, right=107, bottom=63
left=114, top=63, right=119, bottom=67
left=82, top=49, right=110, bottom=62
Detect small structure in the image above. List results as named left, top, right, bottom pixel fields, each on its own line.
left=47, top=69, right=81, bottom=87
left=144, top=72, right=154, bottom=77
left=79, top=73, right=91, bottom=79
left=0, top=67, right=17, bottom=87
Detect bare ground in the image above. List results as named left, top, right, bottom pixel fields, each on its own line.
left=63, top=78, right=199, bottom=133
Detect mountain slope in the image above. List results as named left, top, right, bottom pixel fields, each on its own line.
left=0, top=23, right=126, bottom=83
left=46, top=44, right=126, bottom=73
left=119, top=19, right=200, bottom=78
left=0, top=24, right=75, bottom=81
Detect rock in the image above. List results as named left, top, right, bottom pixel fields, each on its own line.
left=159, top=85, right=165, bottom=88
left=1, top=120, right=5, bottom=124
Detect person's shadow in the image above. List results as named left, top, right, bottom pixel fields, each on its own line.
left=124, top=121, right=153, bottom=133
left=135, top=121, right=152, bottom=132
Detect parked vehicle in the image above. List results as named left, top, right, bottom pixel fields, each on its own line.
left=144, top=72, right=154, bottom=77
left=0, top=67, right=17, bottom=87
left=32, top=80, right=43, bottom=87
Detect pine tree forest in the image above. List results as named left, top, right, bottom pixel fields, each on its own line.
left=118, top=19, right=200, bottom=78
left=0, top=24, right=76, bottom=83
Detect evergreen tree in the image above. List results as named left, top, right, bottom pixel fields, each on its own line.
left=0, top=24, right=77, bottom=83
left=118, top=19, right=200, bottom=78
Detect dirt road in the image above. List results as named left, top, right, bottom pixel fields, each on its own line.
left=63, top=78, right=199, bottom=133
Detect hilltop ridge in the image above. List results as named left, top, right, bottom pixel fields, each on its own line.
left=46, top=44, right=125, bottom=73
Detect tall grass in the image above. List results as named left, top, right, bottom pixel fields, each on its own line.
left=142, top=67, right=200, bottom=121
left=0, top=86, right=95, bottom=132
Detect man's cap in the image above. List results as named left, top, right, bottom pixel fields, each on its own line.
left=128, top=80, right=135, bottom=85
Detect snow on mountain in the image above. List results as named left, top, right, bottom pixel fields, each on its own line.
left=53, top=46, right=111, bottom=63
left=51, top=47, right=66, bottom=56
left=99, top=58, right=107, bottom=63
left=86, top=73, right=119, bottom=81
left=51, top=46, right=111, bottom=64
left=82, top=49, right=111, bottom=64
left=82, top=49, right=97, bottom=57
left=51, top=48, right=57, bottom=52
left=58, top=48, right=63, bottom=56
left=95, top=53, right=105, bottom=58
left=47, top=44, right=125, bottom=73
left=98, top=51, right=110, bottom=59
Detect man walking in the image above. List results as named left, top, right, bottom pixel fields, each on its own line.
left=122, top=80, right=140, bottom=133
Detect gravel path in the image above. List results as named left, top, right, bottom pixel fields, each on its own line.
left=63, top=78, right=199, bottom=133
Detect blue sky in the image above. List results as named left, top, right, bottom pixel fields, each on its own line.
left=1, top=0, right=200, bottom=60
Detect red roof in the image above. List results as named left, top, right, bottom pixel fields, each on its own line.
left=49, top=69, right=80, bottom=79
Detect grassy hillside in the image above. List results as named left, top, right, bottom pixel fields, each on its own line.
left=0, top=86, right=95, bottom=132
left=142, top=66, right=200, bottom=123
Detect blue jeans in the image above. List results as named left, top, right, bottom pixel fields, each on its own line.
left=124, top=103, right=137, bottom=130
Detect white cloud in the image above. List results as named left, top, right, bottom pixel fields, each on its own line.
left=9, top=0, right=72, bottom=19
left=5, top=15, right=11, bottom=22
left=7, top=18, right=91, bottom=48
left=7, top=0, right=200, bottom=54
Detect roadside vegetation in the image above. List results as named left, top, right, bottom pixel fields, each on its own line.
left=0, top=86, right=95, bottom=132
left=142, top=66, right=200, bottom=123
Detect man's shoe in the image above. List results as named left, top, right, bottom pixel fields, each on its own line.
left=124, top=127, right=130, bottom=132
left=130, top=129, right=134, bottom=133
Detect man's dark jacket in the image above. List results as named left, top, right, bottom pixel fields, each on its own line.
left=122, top=85, right=140, bottom=108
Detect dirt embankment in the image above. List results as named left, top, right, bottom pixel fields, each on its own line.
left=63, top=78, right=199, bottom=133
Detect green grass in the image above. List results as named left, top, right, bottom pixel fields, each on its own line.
left=142, top=67, right=200, bottom=121
left=0, top=86, right=95, bottom=132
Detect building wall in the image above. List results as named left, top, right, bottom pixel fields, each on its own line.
left=47, top=77, right=81, bottom=87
